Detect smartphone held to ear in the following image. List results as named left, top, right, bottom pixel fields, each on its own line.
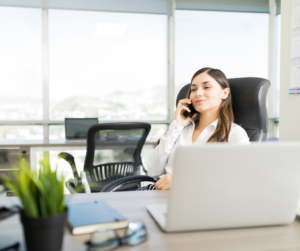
left=183, top=103, right=197, bottom=118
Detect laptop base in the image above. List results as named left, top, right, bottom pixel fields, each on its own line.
left=146, top=204, right=167, bottom=231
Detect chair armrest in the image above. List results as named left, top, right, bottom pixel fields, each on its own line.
left=65, top=178, right=78, bottom=194
left=101, top=175, right=157, bottom=192
left=58, top=152, right=80, bottom=179
left=65, top=177, right=87, bottom=194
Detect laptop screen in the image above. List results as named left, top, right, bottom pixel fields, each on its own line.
left=65, top=118, right=98, bottom=139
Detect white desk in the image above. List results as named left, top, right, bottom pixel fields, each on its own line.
left=1, top=190, right=300, bottom=251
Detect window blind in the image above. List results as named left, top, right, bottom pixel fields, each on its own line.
left=0, top=0, right=170, bottom=15
left=175, top=0, right=269, bottom=13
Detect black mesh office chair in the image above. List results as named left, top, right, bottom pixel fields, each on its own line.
left=100, top=77, right=271, bottom=192
left=59, top=122, right=151, bottom=193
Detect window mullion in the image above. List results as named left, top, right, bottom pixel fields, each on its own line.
left=168, top=0, right=175, bottom=121
left=42, top=9, right=50, bottom=143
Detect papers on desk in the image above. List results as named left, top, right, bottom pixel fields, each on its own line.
left=67, top=201, right=128, bottom=235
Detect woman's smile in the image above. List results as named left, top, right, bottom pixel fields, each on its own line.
left=195, top=99, right=206, bottom=104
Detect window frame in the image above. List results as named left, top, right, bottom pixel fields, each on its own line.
left=0, top=0, right=278, bottom=141
left=0, top=5, right=175, bottom=143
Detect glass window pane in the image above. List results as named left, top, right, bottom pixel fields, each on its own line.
left=148, top=124, right=168, bottom=140
left=0, top=126, right=43, bottom=140
left=33, top=149, right=86, bottom=181
left=175, top=10, right=269, bottom=97
left=49, top=125, right=65, bottom=140
left=49, top=123, right=168, bottom=140
left=49, top=10, right=168, bottom=120
left=0, top=7, right=42, bottom=120
left=47, top=124, right=168, bottom=177
left=49, top=123, right=168, bottom=141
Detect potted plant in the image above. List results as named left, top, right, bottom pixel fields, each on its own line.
left=2, top=157, right=67, bottom=251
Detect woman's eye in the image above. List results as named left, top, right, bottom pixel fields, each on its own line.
left=191, top=89, right=196, bottom=92
left=204, top=87, right=210, bottom=89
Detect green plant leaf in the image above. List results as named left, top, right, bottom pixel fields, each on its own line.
left=3, top=156, right=65, bottom=217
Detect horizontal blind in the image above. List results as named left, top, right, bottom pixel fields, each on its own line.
left=176, top=0, right=269, bottom=13
left=0, top=0, right=170, bottom=15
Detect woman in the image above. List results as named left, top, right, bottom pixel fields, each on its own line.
left=139, top=67, right=249, bottom=191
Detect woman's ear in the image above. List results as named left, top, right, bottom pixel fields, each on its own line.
left=222, top=88, right=230, bottom=100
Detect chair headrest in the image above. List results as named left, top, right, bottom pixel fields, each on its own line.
left=229, top=77, right=270, bottom=141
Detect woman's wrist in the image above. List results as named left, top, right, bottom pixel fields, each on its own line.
left=171, top=120, right=185, bottom=130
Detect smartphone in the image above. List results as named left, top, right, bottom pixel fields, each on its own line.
left=182, top=103, right=197, bottom=118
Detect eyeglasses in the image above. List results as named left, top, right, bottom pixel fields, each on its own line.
left=86, top=220, right=147, bottom=251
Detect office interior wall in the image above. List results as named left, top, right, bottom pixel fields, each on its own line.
left=279, top=0, right=300, bottom=140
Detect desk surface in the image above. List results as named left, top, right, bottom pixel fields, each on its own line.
left=1, top=191, right=300, bottom=251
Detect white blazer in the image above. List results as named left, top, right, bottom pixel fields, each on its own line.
left=147, top=119, right=250, bottom=178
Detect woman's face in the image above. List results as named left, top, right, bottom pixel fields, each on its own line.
left=190, top=72, right=229, bottom=114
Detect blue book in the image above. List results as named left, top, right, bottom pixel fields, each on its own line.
left=67, top=201, right=128, bottom=235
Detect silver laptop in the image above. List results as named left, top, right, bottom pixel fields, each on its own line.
left=147, top=142, right=300, bottom=232
left=65, top=118, right=98, bottom=142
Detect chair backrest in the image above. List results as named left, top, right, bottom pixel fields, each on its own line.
left=84, top=123, right=151, bottom=189
left=176, top=77, right=270, bottom=142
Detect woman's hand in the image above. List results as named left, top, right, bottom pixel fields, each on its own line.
left=156, top=174, right=172, bottom=190
left=175, top=99, right=198, bottom=127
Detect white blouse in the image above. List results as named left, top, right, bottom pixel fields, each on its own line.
left=148, top=119, right=250, bottom=178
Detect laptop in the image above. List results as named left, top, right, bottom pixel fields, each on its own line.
left=65, top=118, right=98, bottom=142
left=147, top=142, right=300, bottom=232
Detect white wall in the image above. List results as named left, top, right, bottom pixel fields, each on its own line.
left=279, top=0, right=300, bottom=141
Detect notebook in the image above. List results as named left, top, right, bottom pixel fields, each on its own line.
left=67, top=201, right=128, bottom=235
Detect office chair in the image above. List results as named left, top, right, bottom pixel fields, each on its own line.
left=59, top=122, right=151, bottom=193
left=176, top=77, right=270, bottom=141
left=100, top=77, right=271, bottom=192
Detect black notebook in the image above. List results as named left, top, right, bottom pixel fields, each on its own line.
left=67, top=201, right=128, bottom=235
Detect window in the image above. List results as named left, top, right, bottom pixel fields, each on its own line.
left=0, top=6, right=42, bottom=120
left=175, top=10, right=269, bottom=96
left=49, top=124, right=167, bottom=141
left=0, top=126, right=43, bottom=140
left=0, top=3, right=273, bottom=143
left=48, top=9, right=168, bottom=120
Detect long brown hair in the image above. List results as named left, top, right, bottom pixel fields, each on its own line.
left=187, top=67, right=234, bottom=142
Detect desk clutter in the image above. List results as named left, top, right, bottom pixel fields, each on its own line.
left=0, top=200, right=148, bottom=251
left=2, top=190, right=300, bottom=251
left=2, top=142, right=300, bottom=251
left=68, top=201, right=148, bottom=250
left=86, top=220, right=147, bottom=251
left=67, top=201, right=128, bottom=235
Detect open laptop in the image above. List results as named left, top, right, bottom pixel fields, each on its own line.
left=147, top=142, right=300, bottom=232
left=65, top=118, right=98, bottom=142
